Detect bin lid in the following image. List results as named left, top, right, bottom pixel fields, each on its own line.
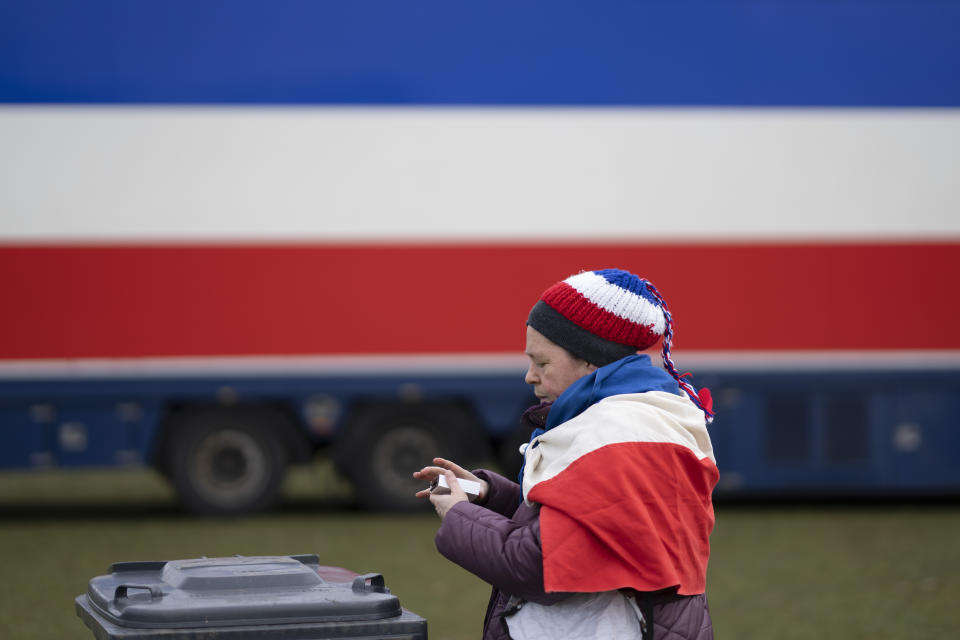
left=83, top=554, right=403, bottom=629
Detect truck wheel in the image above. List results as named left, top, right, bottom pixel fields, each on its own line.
left=163, top=409, right=288, bottom=515
left=337, top=405, right=480, bottom=511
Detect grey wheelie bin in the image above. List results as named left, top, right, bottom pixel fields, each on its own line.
left=75, top=554, right=427, bottom=639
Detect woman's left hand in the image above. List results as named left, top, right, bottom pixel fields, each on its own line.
left=412, top=457, right=488, bottom=520
left=418, top=469, right=468, bottom=520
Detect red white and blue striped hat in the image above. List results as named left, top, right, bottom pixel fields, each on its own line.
left=528, top=268, right=714, bottom=419
left=527, top=269, right=668, bottom=366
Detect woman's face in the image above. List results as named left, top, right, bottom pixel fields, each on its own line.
left=524, top=326, right=596, bottom=402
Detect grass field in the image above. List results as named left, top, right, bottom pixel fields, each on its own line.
left=1, top=466, right=958, bottom=640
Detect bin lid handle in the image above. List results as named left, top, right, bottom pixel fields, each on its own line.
left=351, top=573, right=388, bottom=594
left=114, top=583, right=163, bottom=603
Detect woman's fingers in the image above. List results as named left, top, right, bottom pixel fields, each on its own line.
left=442, top=470, right=467, bottom=498
left=427, top=471, right=469, bottom=519
left=432, top=457, right=472, bottom=479
left=414, top=459, right=481, bottom=499
left=424, top=458, right=488, bottom=501
left=412, top=465, right=447, bottom=498
left=412, top=465, right=445, bottom=480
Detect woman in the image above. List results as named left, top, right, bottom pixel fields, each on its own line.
left=413, top=269, right=717, bottom=640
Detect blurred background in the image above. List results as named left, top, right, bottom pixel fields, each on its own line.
left=1, top=2, right=958, bottom=639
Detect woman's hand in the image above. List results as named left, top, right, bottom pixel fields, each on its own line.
left=412, top=457, right=489, bottom=519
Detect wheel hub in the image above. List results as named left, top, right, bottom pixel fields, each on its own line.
left=191, top=428, right=268, bottom=507
left=211, top=447, right=248, bottom=483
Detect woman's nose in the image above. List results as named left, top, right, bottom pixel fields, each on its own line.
left=524, top=366, right=537, bottom=385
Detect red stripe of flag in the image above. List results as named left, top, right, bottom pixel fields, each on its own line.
left=530, top=441, right=718, bottom=595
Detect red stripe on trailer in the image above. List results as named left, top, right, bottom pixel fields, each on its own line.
left=1, top=241, right=957, bottom=359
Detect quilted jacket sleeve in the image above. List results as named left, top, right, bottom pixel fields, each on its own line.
left=434, top=499, right=565, bottom=605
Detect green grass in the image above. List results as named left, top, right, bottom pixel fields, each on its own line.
left=1, top=468, right=959, bottom=639
left=708, top=504, right=960, bottom=639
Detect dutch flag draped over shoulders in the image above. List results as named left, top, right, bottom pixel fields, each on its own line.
left=521, top=355, right=718, bottom=596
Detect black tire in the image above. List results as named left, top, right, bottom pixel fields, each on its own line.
left=335, top=405, right=483, bottom=511
left=162, top=408, right=288, bottom=515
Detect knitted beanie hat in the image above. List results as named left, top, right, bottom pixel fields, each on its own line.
left=527, top=269, right=666, bottom=366
left=527, top=268, right=714, bottom=421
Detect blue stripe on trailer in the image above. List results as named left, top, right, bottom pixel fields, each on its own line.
left=2, top=1, right=959, bottom=106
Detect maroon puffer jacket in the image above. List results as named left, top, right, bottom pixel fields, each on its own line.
left=435, top=471, right=713, bottom=639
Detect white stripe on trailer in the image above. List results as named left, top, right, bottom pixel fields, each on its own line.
left=1, top=106, right=959, bottom=241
